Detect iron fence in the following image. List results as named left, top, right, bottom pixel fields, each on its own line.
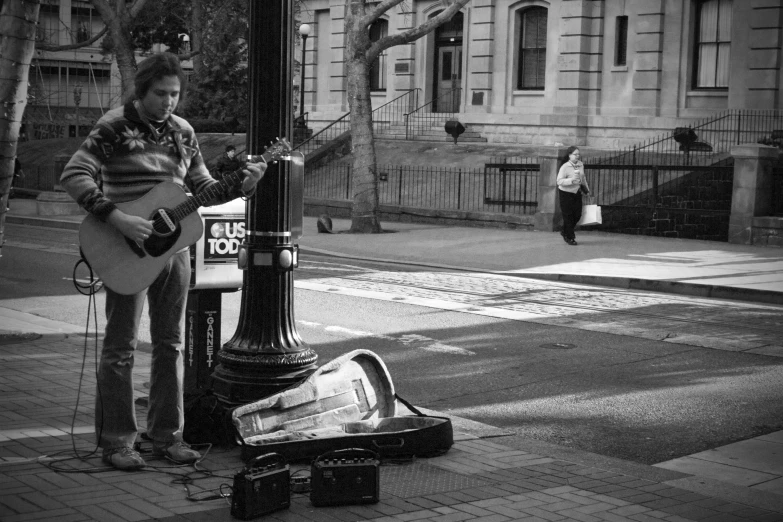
left=582, top=109, right=782, bottom=217
left=590, top=109, right=783, bottom=167
left=305, top=160, right=539, bottom=215
left=13, top=165, right=60, bottom=192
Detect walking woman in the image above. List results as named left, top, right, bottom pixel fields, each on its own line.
left=557, top=146, right=590, bottom=245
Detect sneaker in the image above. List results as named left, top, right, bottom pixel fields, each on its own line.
left=152, top=440, right=201, bottom=464
left=567, top=239, right=578, bottom=246
left=103, top=447, right=145, bottom=471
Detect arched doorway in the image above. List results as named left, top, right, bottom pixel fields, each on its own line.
left=432, top=12, right=463, bottom=113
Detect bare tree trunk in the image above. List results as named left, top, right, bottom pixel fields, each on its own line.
left=113, top=27, right=138, bottom=99
left=89, top=0, right=144, bottom=100
left=190, top=0, right=204, bottom=75
left=345, top=3, right=382, bottom=233
left=341, top=0, right=469, bottom=234
left=0, top=0, right=39, bottom=257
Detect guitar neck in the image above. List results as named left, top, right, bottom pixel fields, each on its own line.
left=172, top=148, right=278, bottom=220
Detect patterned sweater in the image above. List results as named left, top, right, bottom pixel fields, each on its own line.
left=61, top=102, right=243, bottom=221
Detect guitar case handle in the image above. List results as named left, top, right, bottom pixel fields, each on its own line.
left=315, top=447, right=379, bottom=462
left=245, top=452, right=287, bottom=471
left=372, top=438, right=404, bottom=449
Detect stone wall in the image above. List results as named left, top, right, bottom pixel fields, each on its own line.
left=751, top=217, right=783, bottom=248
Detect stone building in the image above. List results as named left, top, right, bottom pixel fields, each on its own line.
left=298, top=0, right=783, bottom=148
left=22, top=0, right=190, bottom=141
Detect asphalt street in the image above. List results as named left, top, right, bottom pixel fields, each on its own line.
left=2, top=222, right=782, bottom=468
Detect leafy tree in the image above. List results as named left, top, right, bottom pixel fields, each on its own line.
left=178, top=0, right=249, bottom=122
left=345, top=0, right=470, bottom=233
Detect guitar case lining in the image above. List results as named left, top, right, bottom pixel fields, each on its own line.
left=232, top=349, right=453, bottom=462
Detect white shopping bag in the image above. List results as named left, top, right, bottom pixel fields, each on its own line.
left=578, top=204, right=602, bottom=226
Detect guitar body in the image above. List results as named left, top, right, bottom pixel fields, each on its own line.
left=79, top=182, right=204, bottom=295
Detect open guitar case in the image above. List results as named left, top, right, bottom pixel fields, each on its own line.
left=232, top=349, right=453, bottom=462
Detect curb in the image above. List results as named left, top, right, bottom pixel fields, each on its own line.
left=299, top=246, right=783, bottom=306
left=520, top=273, right=783, bottom=306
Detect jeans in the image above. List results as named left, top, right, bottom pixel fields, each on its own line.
left=95, top=250, right=190, bottom=449
left=559, top=189, right=583, bottom=241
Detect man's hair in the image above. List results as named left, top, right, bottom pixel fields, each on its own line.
left=133, top=52, right=187, bottom=101
left=225, top=145, right=236, bottom=153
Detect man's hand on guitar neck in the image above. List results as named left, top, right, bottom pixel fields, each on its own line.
left=108, top=210, right=154, bottom=243
left=240, top=159, right=267, bottom=197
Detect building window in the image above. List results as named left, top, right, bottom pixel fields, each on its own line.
left=516, top=6, right=547, bottom=90
left=615, top=16, right=628, bottom=66
left=694, top=0, right=732, bottom=89
left=37, top=1, right=60, bottom=45
left=30, top=61, right=112, bottom=110
left=369, top=19, right=388, bottom=91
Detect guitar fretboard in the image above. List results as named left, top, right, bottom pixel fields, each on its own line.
left=160, top=144, right=283, bottom=225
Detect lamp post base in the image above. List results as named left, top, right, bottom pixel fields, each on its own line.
left=211, top=349, right=318, bottom=406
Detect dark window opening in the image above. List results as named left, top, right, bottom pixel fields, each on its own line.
left=615, top=16, right=628, bottom=66
left=369, top=19, right=388, bottom=91
left=516, top=6, right=547, bottom=90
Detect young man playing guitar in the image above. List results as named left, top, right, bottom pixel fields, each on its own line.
left=60, top=53, right=266, bottom=471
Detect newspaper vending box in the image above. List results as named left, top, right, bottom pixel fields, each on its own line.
left=185, top=198, right=246, bottom=394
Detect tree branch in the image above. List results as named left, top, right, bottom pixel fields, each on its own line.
left=129, top=0, right=153, bottom=19
left=89, top=0, right=117, bottom=27
left=367, top=0, right=469, bottom=62
left=178, top=49, right=202, bottom=61
left=36, top=26, right=109, bottom=52
left=364, top=0, right=406, bottom=27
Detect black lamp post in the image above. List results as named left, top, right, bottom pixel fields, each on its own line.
left=298, top=23, right=311, bottom=128
left=210, top=0, right=317, bottom=406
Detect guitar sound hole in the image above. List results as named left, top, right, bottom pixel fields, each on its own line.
left=145, top=226, right=182, bottom=257
left=152, top=209, right=177, bottom=236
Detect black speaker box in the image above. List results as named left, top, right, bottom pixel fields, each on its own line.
left=310, top=448, right=379, bottom=507
left=231, top=453, right=290, bottom=520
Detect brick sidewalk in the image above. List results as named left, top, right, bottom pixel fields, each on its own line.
left=2, top=333, right=783, bottom=522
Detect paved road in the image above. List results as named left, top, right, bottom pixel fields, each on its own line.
left=4, top=223, right=782, bottom=468
left=297, top=257, right=783, bottom=355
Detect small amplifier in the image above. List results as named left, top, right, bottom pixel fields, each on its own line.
left=310, top=448, right=380, bottom=507
left=231, top=453, right=290, bottom=520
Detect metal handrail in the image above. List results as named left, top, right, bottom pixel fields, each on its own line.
left=590, top=109, right=783, bottom=166
left=403, top=86, right=462, bottom=118
left=404, top=87, right=462, bottom=140
left=294, top=111, right=309, bottom=127
left=293, top=112, right=351, bottom=153
left=373, top=88, right=420, bottom=116
left=293, top=88, right=420, bottom=154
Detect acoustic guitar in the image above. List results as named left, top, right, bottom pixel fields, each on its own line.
left=79, top=138, right=291, bottom=295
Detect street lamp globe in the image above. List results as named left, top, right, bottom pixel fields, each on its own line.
left=298, top=24, right=311, bottom=37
